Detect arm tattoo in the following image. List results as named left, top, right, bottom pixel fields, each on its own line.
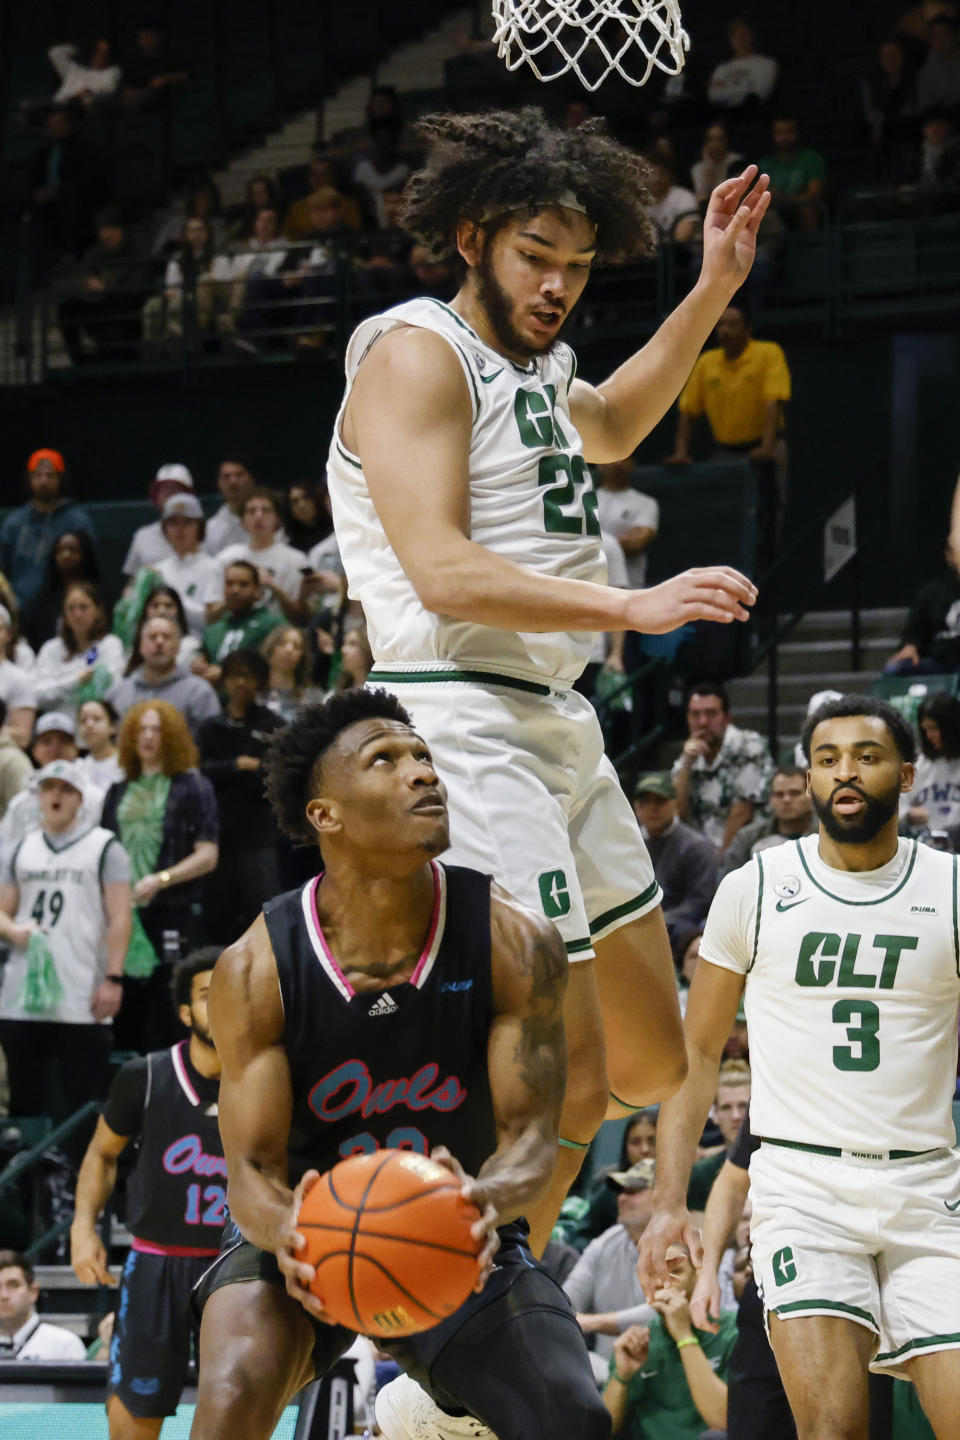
left=512, top=927, right=568, bottom=1112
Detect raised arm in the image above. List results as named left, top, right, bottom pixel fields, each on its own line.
left=345, top=328, right=756, bottom=637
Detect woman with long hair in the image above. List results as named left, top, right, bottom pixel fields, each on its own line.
left=331, top=619, right=373, bottom=693
left=283, top=480, right=330, bottom=553
left=143, top=215, right=226, bottom=347
left=101, top=700, right=218, bottom=1051
left=34, top=582, right=124, bottom=715
left=261, top=625, right=323, bottom=724
left=901, top=691, right=960, bottom=837
left=76, top=697, right=124, bottom=790
left=21, top=528, right=101, bottom=650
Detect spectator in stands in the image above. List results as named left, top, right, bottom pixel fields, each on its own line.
left=283, top=151, right=364, bottom=240
left=667, top=299, right=791, bottom=561
left=109, top=615, right=220, bottom=739
left=0, top=1252, right=87, bottom=1360
left=0, top=759, right=131, bottom=1149
left=0, top=608, right=37, bottom=750
left=687, top=1061, right=752, bottom=1209
left=330, top=620, right=374, bottom=694
left=281, top=189, right=365, bottom=344
left=76, top=697, right=124, bottom=792
left=899, top=0, right=959, bottom=62
left=102, top=702, right=218, bottom=1052
left=152, top=177, right=227, bottom=259
left=691, top=122, right=744, bottom=205
left=706, top=18, right=778, bottom=114
left=862, top=38, right=919, bottom=159
left=223, top=207, right=290, bottom=351
left=124, top=585, right=200, bottom=673
left=603, top=1242, right=737, bottom=1438
left=564, top=1159, right=657, bottom=1364
left=633, top=772, right=718, bottom=943
left=407, top=243, right=456, bottom=300
left=121, top=18, right=187, bottom=111
left=151, top=495, right=218, bottom=638
left=122, top=464, right=196, bottom=579
left=673, top=680, right=774, bottom=854
left=645, top=155, right=700, bottom=246
left=57, top=206, right=152, bottom=365
left=720, top=763, right=816, bottom=875
left=198, top=650, right=285, bottom=943
left=885, top=547, right=960, bottom=673
left=917, top=12, right=960, bottom=111
left=0, top=449, right=96, bottom=615
left=206, top=490, right=306, bottom=624
left=0, top=578, right=35, bottom=672
left=353, top=119, right=411, bottom=230
left=21, top=528, right=101, bottom=651
left=33, top=582, right=124, bottom=717
left=576, top=1111, right=659, bottom=1252
left=46, top=38, right=121, bottom=108
left=892, top=104, right=960, bottom=187
left=594, top=460, right=659, bottom=590
left=196, top=560, right=283, bottom=687
left=225, top=174, right=281, bottom=243
left=283, top=481, right=329, bottom=554
left=205, top=457, right=257, bottom=556
left=759, top=116, right=826, bottom=229
left=142, top=217, right=229, bottom=350
left=261, top=625, right=323, bottom=724
left=0, top=712, right=104, bottom=850
left=0, top=701, right=32, bottom=820
left=28, top=101, right=108, bottom=263
left=358, top=184, right=414, bottom=281
left=900, top=691, right=960, bottom=838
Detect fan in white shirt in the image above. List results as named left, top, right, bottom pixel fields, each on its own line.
left=121, top=464, right=196, bottom=578
left=33, top=583, right=124, bottom=718
left=707, top=18, right=778, bottom=111
left=0, top=1254, right=86, bottom=1361
left=150, top=495, right=219, bottom=637
left=205, top=458, right=257, bottom=556
left=205, top=489, right=306, bottom=624
left=646, top=157, right=700, bottom=245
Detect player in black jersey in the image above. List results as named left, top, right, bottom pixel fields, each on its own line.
left=71, top=950, right=224, bottom=1440
left=189, top=688, right=610, bottom=1440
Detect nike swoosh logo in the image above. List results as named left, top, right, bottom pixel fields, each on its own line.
left=776, top=897, right=810, bottom=912
left=945, top=1199, right=960, bottom=1212
left=479, top=369, right=504, bottom=383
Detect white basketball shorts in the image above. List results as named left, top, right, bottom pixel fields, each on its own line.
left=749, top=1139, right=960, bottom=1379
left=366, top=668, right=661, bottom=959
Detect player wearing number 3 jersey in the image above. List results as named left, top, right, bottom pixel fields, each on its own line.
left=640, top=696, right=960, bottom=1440
left=327, top=107, right=770, bottom=1255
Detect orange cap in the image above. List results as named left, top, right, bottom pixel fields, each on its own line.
left=27, top=448, right=66, bottom=473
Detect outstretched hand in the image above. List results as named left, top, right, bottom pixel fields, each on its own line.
left=700, top=167, right=771, bottom=293
left=625, top=566, right=758, bottom=635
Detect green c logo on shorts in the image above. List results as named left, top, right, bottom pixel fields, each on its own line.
left=538, top=869, right=571, bottom=920
left=772, top=1247, right=797, bottom=1287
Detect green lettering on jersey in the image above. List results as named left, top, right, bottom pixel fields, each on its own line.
left=836, top=934, right=876, bottom=989
left=795, top=932, right=840, bottom=987
left=772, top=1247, right=797, bottom=1286
left=873, top=933, right=918, bottom=990
left=543, top=384, right=570, bottom=448
left=514, top=389, right=555, bottom=448
left=538, top=869, right=571, bottom=920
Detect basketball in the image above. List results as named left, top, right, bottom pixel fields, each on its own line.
left=297, top=1150, right=484, bottom=1338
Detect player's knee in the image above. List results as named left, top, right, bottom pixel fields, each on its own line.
left=607, top=1046, right=688, bottom=1112
left=192, top=1347, right=288, bottom=1439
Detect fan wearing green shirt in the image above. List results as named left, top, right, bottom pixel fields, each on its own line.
left=195, top=560, right=283, bottom=689
left=604, top=1242, right=737, bottom=1440
left=759, top=117, right=826, bottom=231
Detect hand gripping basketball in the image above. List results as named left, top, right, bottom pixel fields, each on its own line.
left=291, top=1150, right=487, bottom=1338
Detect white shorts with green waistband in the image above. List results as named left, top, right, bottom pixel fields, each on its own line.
left=366, top=667, right=662, bottom=961
left=749, top=1138, right=960, bottom=1380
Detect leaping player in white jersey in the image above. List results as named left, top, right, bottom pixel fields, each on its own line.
left=328, top=108, right=769, bottom=1263
left=639, top=694, right=960, bottom=1440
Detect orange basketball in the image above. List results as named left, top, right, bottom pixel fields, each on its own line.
left=297, top=1150, right=483, bottom=1338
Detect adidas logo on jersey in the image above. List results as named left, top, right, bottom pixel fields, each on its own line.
left=368, top=993, right=398, bottom=1017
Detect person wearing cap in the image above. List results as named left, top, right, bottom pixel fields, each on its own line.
left=0, top=450, right=97, bottom=614
left=150, top=494, right=219, bottom=637
left=121, top=464, right=196, bottom=579
left=564, top=1159, right=658, bottom=1365
left=0, top=606, right=37, bottom=751
left=720, top=762, right=816, bottom=877
left=0, top=700, right=33, bottom=821
left=633, top=771, right=718, bottom=943
left=0, top=711, right=107, bottom=850
left=0, top=758, right=132, bottom=1160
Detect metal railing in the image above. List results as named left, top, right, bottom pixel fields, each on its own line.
left=0, top=1103, right=103, bottom=1262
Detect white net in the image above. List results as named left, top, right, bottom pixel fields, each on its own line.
left=491, top=0, right=689, bottom=91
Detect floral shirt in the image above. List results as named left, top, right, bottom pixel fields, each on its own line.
left=672, top=722, right=774, bottom=850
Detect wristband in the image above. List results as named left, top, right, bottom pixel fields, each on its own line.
left=611, top=1368, right=633, bottom=1385
left=676, top=1336, right=699, bottom=1351
left=103, top=975, right=124, bottom=987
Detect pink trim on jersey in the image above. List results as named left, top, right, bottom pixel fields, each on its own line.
left=171, top=1040, right=200, bottom=1107
left=301, top=861, right=446, bottom=999
left=131, top=1237, right=220, bottom=1257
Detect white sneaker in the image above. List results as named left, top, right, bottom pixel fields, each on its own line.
left=374, top=1374, right=496, bottom=1440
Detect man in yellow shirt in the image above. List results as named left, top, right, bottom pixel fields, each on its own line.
left=666, top=301, right=791, bottom=564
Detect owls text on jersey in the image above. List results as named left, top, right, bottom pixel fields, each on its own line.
left=700, top=833, right=960, bottom=1155
left=327, top=297, right=606, bottom=688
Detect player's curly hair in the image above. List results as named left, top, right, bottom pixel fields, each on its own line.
left=400, top=108, right=655, bottom=265
left=801, top=694, right=917, bottom=765
left=265, top=688, right=413, bottom=842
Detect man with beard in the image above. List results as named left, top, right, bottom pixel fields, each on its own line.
left=326, top=108, right=768, bottom=1304
left=70, top=951, right=224, bottom=1440
left=639, top=694, right=960, bottom=1440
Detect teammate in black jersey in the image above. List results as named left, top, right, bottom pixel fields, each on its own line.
left=71, top=950, right=223, bottom=1440
left=189, top=688, right=610, bottom=1440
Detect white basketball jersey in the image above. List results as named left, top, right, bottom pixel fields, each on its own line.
left=701, top=834, right=960, bottom=1153
left=327, top=297, right=606, bottom=686
left=0, top=826, right=118, bottom=1025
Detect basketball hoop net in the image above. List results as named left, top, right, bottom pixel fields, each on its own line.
left=491, top=0, right=689, bottom=92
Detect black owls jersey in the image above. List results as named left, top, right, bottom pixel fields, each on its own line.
left=264, top=861, right=499, bottom=1186
left=103, top=1043, right=225, bottom=1254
